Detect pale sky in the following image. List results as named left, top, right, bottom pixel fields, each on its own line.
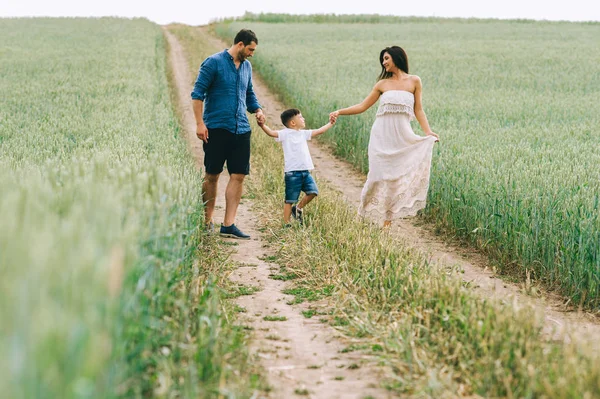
left=1, top=0, right=599, bottom=25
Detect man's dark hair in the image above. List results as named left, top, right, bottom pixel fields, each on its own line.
left=234, top=29, right=258, bottom=46
left=281, top=108, right=301, bottom=128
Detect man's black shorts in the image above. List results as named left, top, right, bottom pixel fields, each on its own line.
left=203, top=128, right=251, bottom=175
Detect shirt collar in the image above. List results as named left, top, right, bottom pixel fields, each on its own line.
left=223, top=49, right=235, bottom=61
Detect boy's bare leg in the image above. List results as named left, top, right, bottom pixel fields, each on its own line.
left=223, top=173, right=246, bottom=226
left=202, top=173, right=220, bottom=224
left=283, top=203, right=293, bottom=223
left=297, top=193, right=316, bottom=209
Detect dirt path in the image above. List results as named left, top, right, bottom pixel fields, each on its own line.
left=164, top=28, right=393, bottom=399
left=189, top=32, right=600, bottom=348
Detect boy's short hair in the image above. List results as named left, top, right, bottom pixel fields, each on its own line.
left=281, top=108, right=301, bottom=128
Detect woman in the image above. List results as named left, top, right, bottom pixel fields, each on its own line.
left=330, top=46, right=439, bottom=228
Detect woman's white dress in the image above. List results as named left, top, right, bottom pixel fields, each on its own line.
left=358, top=90, right=437, bottom=221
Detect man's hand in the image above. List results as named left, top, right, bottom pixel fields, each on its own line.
left=255, top=108, right=266, bottom=125
left=196, top=123, right=208, bottom=143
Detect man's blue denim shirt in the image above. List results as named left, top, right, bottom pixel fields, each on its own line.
left=191, top=50, right=261, bottom=134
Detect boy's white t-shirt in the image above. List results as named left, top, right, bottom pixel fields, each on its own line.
left=276, top=128, right=314, bottom=172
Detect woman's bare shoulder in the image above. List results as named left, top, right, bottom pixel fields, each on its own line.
left=409, top=74, right=422, bottom=84
left=371, top=79, right=388, bottom=94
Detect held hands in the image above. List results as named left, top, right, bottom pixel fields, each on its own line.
left=329, top=113, right=338, bottom=125
left=255, top=108, right=266, bottom=126
left=329, top=110, right=340, bottom=120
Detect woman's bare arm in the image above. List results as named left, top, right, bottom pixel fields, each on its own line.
left=413, top=76, right=439, bottom=140
left=330, top=84, right=382, bottom=118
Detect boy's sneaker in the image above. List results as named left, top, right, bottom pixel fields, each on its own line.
left=291, top=205, right=303, bottom=224
left=220, top=224, right=251, bottom=240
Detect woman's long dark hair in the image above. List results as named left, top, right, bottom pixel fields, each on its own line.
left=378, top=46, right=409, bottom=80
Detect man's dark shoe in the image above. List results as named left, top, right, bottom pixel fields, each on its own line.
left=291, top=205, right=303, bottom=224
left=220, top=224, right=251, bottom=240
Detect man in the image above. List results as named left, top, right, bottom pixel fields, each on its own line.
left=191, top=29, right=265, bottom=239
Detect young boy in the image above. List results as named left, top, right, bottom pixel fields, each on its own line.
left=257, top=108, right=336, bottom=224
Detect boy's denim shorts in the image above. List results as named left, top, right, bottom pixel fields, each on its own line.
left=284, top=170, right=319, bottom=203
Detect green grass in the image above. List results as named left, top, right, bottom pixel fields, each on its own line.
left=212, top=18, right=600, bottom=309
left=263, top=315, right=288, bottom=321
left=269, top=271, right=298, bottom=280
left=0, top=18, right=260, bottom=398
left=283, top=286, right=335, bottom=303
left=223, top=284, right=261, bottom=298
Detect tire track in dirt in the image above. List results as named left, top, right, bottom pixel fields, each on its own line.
left=164, top=27, right=393, bottom=399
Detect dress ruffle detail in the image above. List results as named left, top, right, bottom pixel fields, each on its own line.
left=376, top=102, right=415, bottom=121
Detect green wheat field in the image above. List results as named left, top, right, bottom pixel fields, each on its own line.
left=1, top=14, right=599, bottom=398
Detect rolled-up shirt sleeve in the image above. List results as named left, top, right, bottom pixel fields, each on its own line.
left=191, top=57, right=216, bottom=101
left=245, top=70, right=261, bottom=113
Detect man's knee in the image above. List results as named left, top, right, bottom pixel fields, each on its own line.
left=229, top=173, right=246, bottom=183
left=204, top=173, right=220, bottom=184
